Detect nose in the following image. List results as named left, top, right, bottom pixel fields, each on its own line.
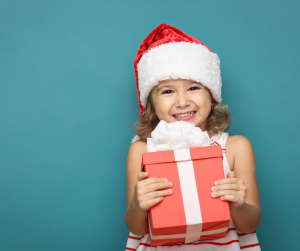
left=176, top=92, right=190, bottom=107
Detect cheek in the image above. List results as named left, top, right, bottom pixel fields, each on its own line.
left=194, top=94, right=211, bottom=112
left=156, top=104, right=168, bottom=117
left=153, top=98, right=173, bottom=119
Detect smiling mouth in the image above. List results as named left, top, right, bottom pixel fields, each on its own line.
left=173, top=111, right=196, bottom=119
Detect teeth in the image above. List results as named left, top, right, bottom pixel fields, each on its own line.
left=174, top=112, right=195, bottom=118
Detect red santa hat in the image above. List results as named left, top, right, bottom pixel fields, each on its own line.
left=134, top=23, right=222, bottom=117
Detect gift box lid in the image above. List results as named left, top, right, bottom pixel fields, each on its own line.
left=142, top=145, right=223, bottom=167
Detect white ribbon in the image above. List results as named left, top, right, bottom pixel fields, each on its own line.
left=177, top=160, right=202, bottom=243
left=146, top=120, right=211, bottom=153
left=174, top=148, right=191, bottom=162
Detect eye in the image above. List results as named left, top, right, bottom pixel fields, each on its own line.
left=189, top=86, right=200, bottom=91
left=162, top=90, right=174, bottom=94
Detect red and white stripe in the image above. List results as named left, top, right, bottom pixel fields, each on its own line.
left=125, top=220, right=260, bottom=251
left=211, top=140, right=226, bottom=152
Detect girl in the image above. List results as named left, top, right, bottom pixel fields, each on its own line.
left=125, top=23, right=261, bottom=250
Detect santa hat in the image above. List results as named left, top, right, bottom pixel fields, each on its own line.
left=134, top=23, right=222, bottom=117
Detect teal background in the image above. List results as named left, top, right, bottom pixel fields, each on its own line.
left=0, top=0, right=299, bottom=250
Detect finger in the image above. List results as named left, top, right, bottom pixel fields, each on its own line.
left=145, top=189, right=172, bottom=200
left=227, top=171, right=235, bottom=178
left=137, top=172, right=148, bottom=182
left=143, top=177, right=168, bottom=186
left=142, top=197, right=164, bottom=210
left=211, top=189, right=237, bottom=198
left=220, top=194, right=240, bottom=204
left=144, top=181, right=172, bottom=193
left=212, top=183, right=240, bottom=192
left=214, top=178, right=240, bottom=185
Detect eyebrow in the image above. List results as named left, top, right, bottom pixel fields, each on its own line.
left=156, top=81, right=203, bottom=93
left=190, top=81, right=202, bottom=85
left=190, top=81, right=204, bottom=88
left=156, top=85, right=173, bottom=93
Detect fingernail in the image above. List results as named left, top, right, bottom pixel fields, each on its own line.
left=168, top=189, right=172, bottom=194
left=212, top=186, right=216, bottom=191
left=163, top=178, right=168, bottom=182
left=168, top=182, right=173, bottom=187
left=214, top=181, right=219, bottom=185
left=161, top=197, right=164, bottom=200
left=213, top=192, right=216, bottom=196
left=221, top=196, right=224, bottom=200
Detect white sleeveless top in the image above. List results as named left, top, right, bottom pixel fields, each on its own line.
left=126, top=133, right=261, bottom=251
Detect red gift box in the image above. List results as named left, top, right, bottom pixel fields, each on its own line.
left=142, top=145, right=231, bottom=246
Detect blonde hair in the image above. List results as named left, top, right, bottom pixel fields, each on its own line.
left=133, top=88, right=231, bottom=141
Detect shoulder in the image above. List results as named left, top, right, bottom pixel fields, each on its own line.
left=226, top=135, right=254, bottom=153
left=128, top=140, right=147, bottom=155
left=127, top=140, right=147, bottom=164
left=226, top=135, right=255, bottom=171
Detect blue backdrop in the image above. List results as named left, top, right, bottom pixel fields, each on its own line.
left=0, top=0, right=299, bottom=250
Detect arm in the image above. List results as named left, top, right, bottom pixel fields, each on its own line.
left=211, top=136, right=261, bottom=233
left=124, top=140, right=173, bottom=235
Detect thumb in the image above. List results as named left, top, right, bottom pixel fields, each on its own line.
left=227, top=171, right=235, bottom=178
left=137, top=172, right=148, bottom=181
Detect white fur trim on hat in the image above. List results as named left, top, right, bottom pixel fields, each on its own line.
left=137, top=42, right=222, bottom=107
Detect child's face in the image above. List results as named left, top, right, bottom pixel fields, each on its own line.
left=151, top=79, right=212, bottom=131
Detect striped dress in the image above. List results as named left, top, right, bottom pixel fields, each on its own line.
left=126, top=133, right=260, bottom=251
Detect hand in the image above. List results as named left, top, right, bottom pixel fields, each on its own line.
left=211, top=171, right=247, bottom=210
left=132, top=172, right=173, bottom=212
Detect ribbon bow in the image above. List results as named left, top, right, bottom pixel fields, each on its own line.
left=146, top=120, right=211, bottom=152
